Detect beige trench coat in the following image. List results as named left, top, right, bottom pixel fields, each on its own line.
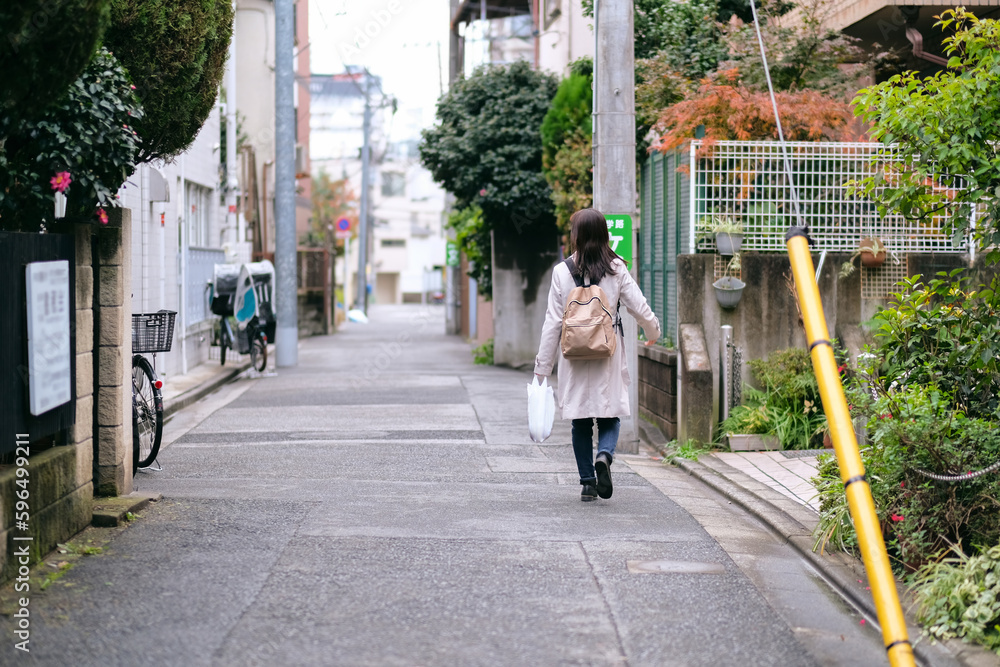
left=534, top=256, right=661, bottom=420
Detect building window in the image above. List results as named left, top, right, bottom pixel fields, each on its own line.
left=380, top=239, right=406, bottom=248
left=381, top=171, right=405, bottom=198
left=185, top=182, right=212, bottom=247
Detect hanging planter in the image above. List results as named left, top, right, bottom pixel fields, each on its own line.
left=858, top=237, right=886, bottom=268
left=715, top=231, right=744, bottom=256
left=839, top=237, right=894, bottom=278
left=713, top=276, right=745, bottom=309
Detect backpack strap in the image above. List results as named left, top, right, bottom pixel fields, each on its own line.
left=567, top=256, right=623, bottom=333
left=564, top=257, right=585, bottom=288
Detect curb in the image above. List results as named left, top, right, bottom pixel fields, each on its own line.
left=636, top=422, right=993, bottom=667
left=162, top=362, right=249, bottom=419
left=92, top=492, right=162, bottom=527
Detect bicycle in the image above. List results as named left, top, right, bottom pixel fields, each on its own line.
left=131, top=310, right=175, bottom=474
left=218, top=314, right=267, bottom=373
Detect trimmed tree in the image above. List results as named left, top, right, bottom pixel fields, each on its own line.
left=541, top=60, right=593, bottom=236
left=420, top=60, right=559, bottom=297
left=0, top=48, right=143, bottom=230
left=101, top=0, right=234, bottom=163
left=0, top=1, right=111, bottom=129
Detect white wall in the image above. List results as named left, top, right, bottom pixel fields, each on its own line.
left=126, top=108, right=226, bottom=381
left=538, top=0, right=595, bottom=75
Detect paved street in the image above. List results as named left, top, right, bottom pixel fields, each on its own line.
left=1, top=305, right=888, bottom=666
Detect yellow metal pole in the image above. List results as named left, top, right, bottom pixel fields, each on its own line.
left=785, top=232, right=915, bottom=667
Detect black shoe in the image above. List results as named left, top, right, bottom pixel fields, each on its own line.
left=581, top=484, right=598, bottom=502
left=595, top=453, right=613, bottom=499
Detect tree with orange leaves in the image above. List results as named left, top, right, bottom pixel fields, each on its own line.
left=653, top=70, right=866, bottom=156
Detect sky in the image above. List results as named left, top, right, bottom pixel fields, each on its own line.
left=310, top=0, right=452, bottom=141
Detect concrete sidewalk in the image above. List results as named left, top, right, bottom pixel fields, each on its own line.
left=2, top=304, right=993, bottom=666
left=637, top=425, right=999, bottom=667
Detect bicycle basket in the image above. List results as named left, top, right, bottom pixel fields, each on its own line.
left=132, top=310, right=177, bottom=354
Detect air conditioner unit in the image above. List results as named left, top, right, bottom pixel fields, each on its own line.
left=295, top=144, right=308, bottom=177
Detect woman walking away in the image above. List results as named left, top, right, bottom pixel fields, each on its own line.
left=534, top=208, right=661, bottom=502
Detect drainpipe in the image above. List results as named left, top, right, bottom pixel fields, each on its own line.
left=179, top=155, right=188, bottom=375
left=904, top=25, right=948, bottom=67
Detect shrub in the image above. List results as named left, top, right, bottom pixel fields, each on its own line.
left=912, top=544, right=1000, bottom=654
left=813, top=273, right=1000, bottom=572
left=101, top=0, right=234, bottom=163
left=541, top=66, right=593, bottom=237
left=851, top=9, right=1000, bottom=264
left=0, top=48, right=142, bottom=229
left=722, top=347, right=827, bottom=449
left=0, top=1, right=111, bottom=127
left=446, top=205, right=491, bottom=298
left=472, top=338, right=494, bottom=365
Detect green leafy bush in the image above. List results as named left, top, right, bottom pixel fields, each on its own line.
left=472, top=338, right=494, bottom=366
left=447, top=205, right=491, bottom=298
left=101, top=0, right=234, bottom=162
left=540, top=64, right=593, bottom=236
left=0, top=1, right=111, bottom=127
left=0, top=48, right=142, bottom=229
left=851, top=9, right=1000, bottom=263
left=813, top=273, right=1000, bottom=572
left=721, top=347, right=826, bottom=449
left=913, top=544, right=1000, bottom=654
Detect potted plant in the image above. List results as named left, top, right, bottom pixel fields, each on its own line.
left=720, top=404, right=781, bottom=451
left=839, top=237, right=895, bottom=278
left=713, top=254, right=744, bottom=308
left=709, top=215, right=744, bottom=255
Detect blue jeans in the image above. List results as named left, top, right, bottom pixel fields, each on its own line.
left=571, top=417, right=620, bottom=485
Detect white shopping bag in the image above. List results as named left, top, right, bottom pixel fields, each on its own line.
left=527, top=376, right=555, bottom=443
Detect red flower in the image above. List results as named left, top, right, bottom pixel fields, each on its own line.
left=97, top=209, right=109, bottom=225
left=50, top=171, right=71, bottom=193
left=900, top=481, right=905, bottom=488
left=890, top=514, right=904, bottom=522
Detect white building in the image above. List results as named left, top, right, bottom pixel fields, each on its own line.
left=123, top=112, right=228, bottom=381
left=310, top=72, right=446, bottom=307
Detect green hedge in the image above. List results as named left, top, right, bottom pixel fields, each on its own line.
left=101, top=0, right=234, bottom=162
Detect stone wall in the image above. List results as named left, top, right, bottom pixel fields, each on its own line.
left=93, top=209, right=133, bottom=496
left=0, top=226, right=96, bottom=581
left=638, top=345, right=677, bottom=440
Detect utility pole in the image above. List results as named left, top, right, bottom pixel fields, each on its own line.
left=275, top=0, right=298, bottom=367
left=356, top=72, right=372, bottom=313
left=225, top=0, right=239, bottom=246
left=593, top=0, right=639, bottom=453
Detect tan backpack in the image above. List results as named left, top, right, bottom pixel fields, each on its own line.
left=560, top=257, right=620, bottom=360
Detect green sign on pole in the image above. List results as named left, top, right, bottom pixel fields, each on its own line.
left=605, top=214, right=632, bottom=268
left=445, top=241, right=460, bottom=267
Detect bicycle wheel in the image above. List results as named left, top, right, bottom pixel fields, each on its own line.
left=131, top=355, right=163, bottom=470
left=219, top=321, right=229, bottom=366
left=250, top=331, right=267, bottom=372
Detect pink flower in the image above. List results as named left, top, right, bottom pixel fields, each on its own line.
left=50, top=171, right=71, bottom=193
left=900, top=481, right=905, bottom=488
left=479, top=188, right=487, bottom=196
left=97, top=209, right=109, bottom=225
left=890, top=514, right=904, bottom=522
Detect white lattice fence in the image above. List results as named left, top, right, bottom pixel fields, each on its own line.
left=688, top=141, right=968, bottom=256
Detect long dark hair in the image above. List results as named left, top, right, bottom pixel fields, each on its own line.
left=569, top=208, right=619, bottom=284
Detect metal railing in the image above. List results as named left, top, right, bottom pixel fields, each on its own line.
left=687, top=140, right=967, bottom=255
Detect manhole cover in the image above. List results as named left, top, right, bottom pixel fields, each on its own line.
left=626, top=560, right=726, bottom=575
